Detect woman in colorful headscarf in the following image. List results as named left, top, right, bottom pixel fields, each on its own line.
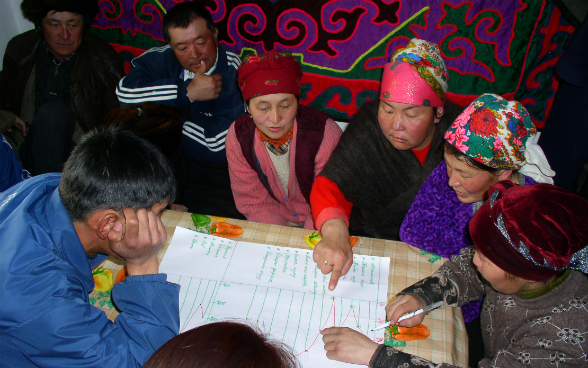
left=322, top=182, right=588, bottom=367
left=401, top=93, right=555, bottom=257
left=399, top=93, right=555, bottom=366
left=225, top=50, right=342, bottom=229
left=310, top=38, right=462, bottom=290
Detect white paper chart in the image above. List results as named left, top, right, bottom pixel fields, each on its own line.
left=159, top=226, right=390, bottom=367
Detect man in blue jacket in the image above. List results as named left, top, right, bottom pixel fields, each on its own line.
left=117, top=2, right=245, bottom=219
left=0, top=127, right=180, bottom=367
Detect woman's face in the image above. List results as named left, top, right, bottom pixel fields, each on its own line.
left=472, top=250, right=528, bottom=294
left=444, top=151, right=511, bottom=203
left=377, top=101, right=442, bottom=150
left=248, top=93, right=298, bottom=139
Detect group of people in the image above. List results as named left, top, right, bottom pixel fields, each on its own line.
left=0, top=0, right=587, bottom=367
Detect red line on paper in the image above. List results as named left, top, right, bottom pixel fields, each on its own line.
left=295, top=298, right=364, bottom=357
left=181, top=304, right=204, bottom=333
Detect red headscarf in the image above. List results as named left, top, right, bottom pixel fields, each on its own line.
left=470, top=181, right=588, bottom=281
left=238, top=50, right=302, bottom=101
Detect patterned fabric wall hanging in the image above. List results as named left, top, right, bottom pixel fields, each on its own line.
left=92, top=0, right=575, bottom=128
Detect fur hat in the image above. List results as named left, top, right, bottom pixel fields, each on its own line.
left=21, top=0, right=99, bottom=28
left=470, top=181, right=588, bottom=281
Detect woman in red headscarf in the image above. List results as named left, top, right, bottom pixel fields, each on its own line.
left=225, top=50, right=342, bottom=229
left=322, top=182, right=588, bottom=367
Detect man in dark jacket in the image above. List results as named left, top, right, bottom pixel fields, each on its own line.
left=0, top=0, right=124, bottom=175
left=117, top=2, right=245, bottom=219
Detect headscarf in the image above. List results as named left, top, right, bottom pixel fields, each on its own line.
left=470, top=181, right=588, bottom=281
left=444, top=93, right=555, bottom=183
left=380, top=38, right=448, bottom=107
left=238, top=50, right=302, bottom=101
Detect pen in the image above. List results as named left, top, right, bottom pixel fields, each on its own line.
left=370, top=301, right=444, bottom=332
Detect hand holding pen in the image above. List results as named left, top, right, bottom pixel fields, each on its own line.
left=371, top=301, right=443, bottom=331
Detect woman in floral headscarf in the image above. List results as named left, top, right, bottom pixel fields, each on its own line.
left=225, top=50, right=342, bottom=229
left=310, top=38, right=462, bottom=290
left=400, top=93, right=555, bottom=364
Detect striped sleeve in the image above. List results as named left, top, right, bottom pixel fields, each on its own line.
left=116, top=45, right=191, bottom=109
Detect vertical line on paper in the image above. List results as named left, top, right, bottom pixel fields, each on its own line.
left=178, top=277, right=192, bottom=313
left=246, top=285, right=257, bottom=320
left=269, top=289, right=282, bottom=332
left=257, top=287, right=270, bottom=322
left=339, top=297, right=343, bottom=327
left=292, top=292, right=305, bottom=349
left=304, top=292, right=317, bottom=346
left=180, top=279, right=205, bottom=332
left=282, top=290, right=295, bottom=341
left=202, top=281, right=218, bottom=320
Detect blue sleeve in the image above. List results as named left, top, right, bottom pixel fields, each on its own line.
left=116, top=46, right=192, bottom=110
left=0, top=134, right=30, bottom=192
left=7, top=274, right=179, bottom=368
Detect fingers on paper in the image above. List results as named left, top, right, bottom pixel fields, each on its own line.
left=321, top=327, right=378, bottom=365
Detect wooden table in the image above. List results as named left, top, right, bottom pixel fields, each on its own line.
left=90, top=210, right=468, bottom=367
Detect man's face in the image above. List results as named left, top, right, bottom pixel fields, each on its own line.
left=169, top=17, right=218, bottom=74
left=41, top=11, right=84, bottom=59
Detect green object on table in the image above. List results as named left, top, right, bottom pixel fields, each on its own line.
left=384, top=327, right=406, bottom=347
left=191, top=213, right=211, bottom=227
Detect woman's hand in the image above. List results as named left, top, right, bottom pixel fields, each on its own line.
left=312, top=219, right=353, bottom=290
left=322, top=327, right=379, bottom=365
left=386, top=295, right=427, bottom=327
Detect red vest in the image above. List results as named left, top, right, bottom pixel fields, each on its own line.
left=233, top=105, right=330, bottom=203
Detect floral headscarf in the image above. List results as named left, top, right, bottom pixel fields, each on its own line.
left=445, top=93, right=555, bottom=183
left=380, top=38, right=448, bottom=107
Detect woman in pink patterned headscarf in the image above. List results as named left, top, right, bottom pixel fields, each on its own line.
left=310, top=38, right=463, bottom=290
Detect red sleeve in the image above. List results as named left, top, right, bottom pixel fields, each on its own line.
left=310, top=176, right=354, bottom=234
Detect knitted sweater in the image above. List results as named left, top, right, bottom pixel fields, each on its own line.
left=226, top=115, right=341, bottom=229
left=369, top=247, right=588, bottom=368
left=312, top=99, right=462, bottom=239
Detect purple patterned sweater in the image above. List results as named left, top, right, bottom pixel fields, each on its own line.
left=399, top=161, right=535, bottom=322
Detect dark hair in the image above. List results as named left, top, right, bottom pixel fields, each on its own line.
left=143, top=321, right=299, bottom=368
left=104, top=102, right=183, bottom=158
left=443, top=141, right=502, bottom=174
left=21, top=0, right=99, bottom=31
left=59, top=127, right=176, bottom=222
left=162, top=1, right=216, bottom=44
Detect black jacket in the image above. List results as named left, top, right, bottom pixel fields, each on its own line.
left=0, top=29, right=124, bottom=132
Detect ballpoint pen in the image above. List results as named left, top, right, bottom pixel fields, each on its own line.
left=370, top=301, right=444, bottom=332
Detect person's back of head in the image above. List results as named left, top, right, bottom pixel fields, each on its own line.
left=144, top=321, right=299, bottom=368
left=162, top=1, right=215, bottom=43
left=59, top=127, right=176, bottom=222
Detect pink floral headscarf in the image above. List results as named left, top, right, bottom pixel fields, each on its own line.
left=380, top=38, right=448, bottom=107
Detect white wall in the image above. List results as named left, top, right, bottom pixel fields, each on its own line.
left=1, top=0, right=34, bottom=66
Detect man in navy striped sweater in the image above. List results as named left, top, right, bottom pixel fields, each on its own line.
left=117, top=2, right=245, bottom=218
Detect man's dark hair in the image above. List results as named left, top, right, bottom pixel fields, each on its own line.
left=162, top=1, right=216, bottom=44
left=21, top=0, right=99, bottom=32
left=59, top=127, right=176, bottom=222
